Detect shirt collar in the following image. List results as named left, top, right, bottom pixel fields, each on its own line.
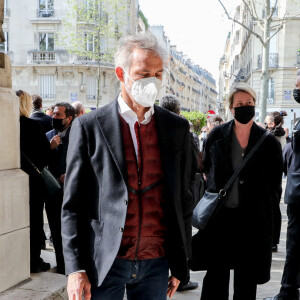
left=117, top=94, right=154, bottom=124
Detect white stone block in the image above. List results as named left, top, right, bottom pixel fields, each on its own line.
left=0, top=87, right=20, bottom=171
left=0, top=227, right=30, bottom=293
left=0, top=169, right=29, bottom=235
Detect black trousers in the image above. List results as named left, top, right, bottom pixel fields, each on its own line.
left=201, top=267, right=257, bottom=300
left=45, top=190, right=65, bottom=274
left=273, top=187, right=282, bottom=245
left=29, top=176, right=46, bottom=266
left=279, top=204, right=300, bottom=296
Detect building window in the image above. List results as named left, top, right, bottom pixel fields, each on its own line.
left=38, top=0, right=54, bottom=17
left=39, top=33, right=54, bottom=51
left=267, top=78, right=275, bottom=104
left=84, top=33, right=95, bottom=52
left=39, top=75, right=55, bottom=100
left=0, top=32, right=8, bottom=53
left=86, top=75, right=97, bottom=100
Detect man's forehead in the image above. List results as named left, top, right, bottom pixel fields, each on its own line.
left=54, top=106, right=66, bottom=113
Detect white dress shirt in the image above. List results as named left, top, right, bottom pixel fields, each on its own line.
left=117, top=94, right=154, bottom=159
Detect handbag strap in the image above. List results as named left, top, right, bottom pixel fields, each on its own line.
left=220, top=130, right=269, bottom=196
left=21, top=151, right=42, bottom=175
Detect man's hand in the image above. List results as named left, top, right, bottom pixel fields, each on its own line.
left=167, top=276, right=180, bottom=298
left=50, top=135, right=61, bottom=149
left=67, top=272, right=91, bottom=300
left=59, top=174, right=66, bottom=183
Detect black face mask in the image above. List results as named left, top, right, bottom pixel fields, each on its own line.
left=293, top=89, right=300, bottom=104
left=52, top=118, right=66, bottom=132
left=234, top=106, right=255, bottom=124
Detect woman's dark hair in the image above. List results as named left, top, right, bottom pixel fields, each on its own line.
left=268, top=111, right=287, bottom=127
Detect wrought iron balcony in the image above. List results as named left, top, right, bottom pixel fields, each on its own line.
left=37, top=9, right=55, bottom=18
left=297, top=51, right=300, bottom=65
left=41, top=94, right=56, bottom=100
left=257, top=53, right=278, bottom=69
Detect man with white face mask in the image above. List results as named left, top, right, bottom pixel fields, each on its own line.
left=62, top=34, right=194, bottom=300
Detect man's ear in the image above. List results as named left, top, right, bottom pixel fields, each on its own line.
left=115, top=67, right=124, bottom=82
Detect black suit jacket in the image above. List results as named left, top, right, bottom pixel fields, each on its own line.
left=62, top=100, right=193, bottom=286
left=30, top=112, right=53, bottom=134
left=285, top=129, right=300, bottom=204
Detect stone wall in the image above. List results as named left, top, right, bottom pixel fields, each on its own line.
left=0, top=13, right=30, bottom=291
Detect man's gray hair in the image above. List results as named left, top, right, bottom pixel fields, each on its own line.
left=72, top=101, right=84, bottom=116
left=114, top=33, right=168, bottom=71
left=160, top=94, right=181, bottom=115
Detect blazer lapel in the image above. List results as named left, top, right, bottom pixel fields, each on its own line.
left=216, top=120, right=234, bottom=172
left=96, top=100, right=128, bottom=183
left=154, top=106, right=177, bottom=193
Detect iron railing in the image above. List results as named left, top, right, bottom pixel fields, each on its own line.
left=257, top=53, right=278, bottom=69
left=37, top=9, right=55, bottom=18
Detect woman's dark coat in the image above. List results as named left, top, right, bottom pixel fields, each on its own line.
left=193, top=120, right=283, bottom=284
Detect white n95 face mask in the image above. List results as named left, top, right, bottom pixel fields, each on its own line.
left=124, top=72, right=162, bottom=107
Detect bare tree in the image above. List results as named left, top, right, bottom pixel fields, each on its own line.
left=218, top=0, right=299, bottom=121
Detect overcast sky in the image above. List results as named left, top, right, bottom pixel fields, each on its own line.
left=138, top=0, right=239, bottom=81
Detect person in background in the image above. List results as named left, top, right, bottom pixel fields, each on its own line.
left=265, top=111, right=287, bottom=252
left=72, top=101, right=86, bottom=117
left=284, top=127, right=292, bottom=144
left=265, top=111, right=287, bottom=150
left=206, top=115, right=223, bottom=134
left=194, top=82, right=282, bottom=300
left=160, top=93, right=199, bottom=292
left=264, top=75, right=300, bottom=300
left=30, top=94, right=53, bottom=134
left=45, top=105, right=55, bottom=117
left=17, top=90, right=51, bottom=273
left=45, top=102, right=75, bottom=275
left=199, top=126, right=208, bottom=151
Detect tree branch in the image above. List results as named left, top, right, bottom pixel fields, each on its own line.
left=218, top=0, right=265, bottom=46
left=268, top=0, right=279, bottom=21
left=267, top=13, right=300, bottom=42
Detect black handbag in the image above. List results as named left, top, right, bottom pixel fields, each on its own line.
left=192, top=131, right=269, bottom=231
left=21, top=152, right=61, bottom=196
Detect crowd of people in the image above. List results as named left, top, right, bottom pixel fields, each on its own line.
left=16, top=33, right=300, bottom=300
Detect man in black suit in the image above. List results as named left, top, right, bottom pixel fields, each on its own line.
left=46, top=102, right=75, bottom=275
left=265, top=76, right=300, bottom=300
left=62, top=34, right=194, bottom=300
left=30, top=94, right=53, bottom=133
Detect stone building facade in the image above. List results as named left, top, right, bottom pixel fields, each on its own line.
left=150, top=25, right=217, bottom=113
left=1, top=0, right=142, bottom=109
left=219, top=0, right=300, bottom=128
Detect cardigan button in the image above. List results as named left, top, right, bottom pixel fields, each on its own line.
left=239, top=179, right=245, bottom=185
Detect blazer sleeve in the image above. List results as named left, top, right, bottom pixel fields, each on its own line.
left=61, top=117, right=91, bottom=275
left=180, top=125, right=194, bottom=259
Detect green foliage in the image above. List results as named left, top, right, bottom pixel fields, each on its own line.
left=181, top=111, right=207, bottom=135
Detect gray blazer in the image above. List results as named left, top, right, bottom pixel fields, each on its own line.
left=61, top=100, right=194, bottom=286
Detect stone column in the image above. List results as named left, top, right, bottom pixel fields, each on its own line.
left=0, top=1, right=30, bottom=290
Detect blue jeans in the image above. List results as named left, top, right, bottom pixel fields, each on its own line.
left=91, top=257, right=169, bottom=300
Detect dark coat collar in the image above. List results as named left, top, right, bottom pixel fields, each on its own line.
left=95, top=100, right=178, bottom=185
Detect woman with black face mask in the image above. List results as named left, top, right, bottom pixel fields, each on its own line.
left=265, top=111, right=287, bottom=150
left=191, top=82, right=283, bottom=300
